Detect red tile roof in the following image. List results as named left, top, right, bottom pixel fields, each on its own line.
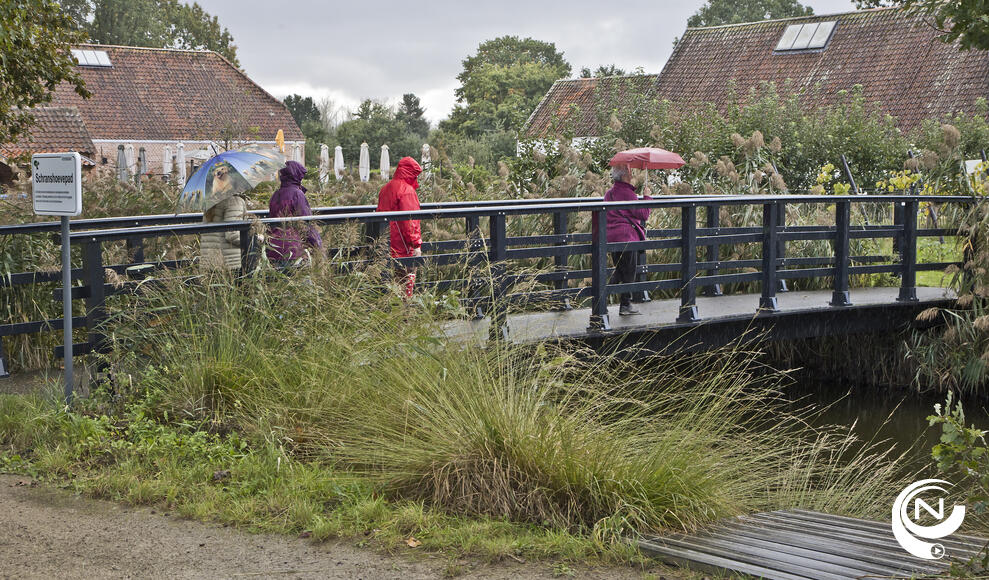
left=522, top=75, right=660, bottom=139
left=522, top=8, right=989, bottom=138
left=0, top=107, right=95, bottom=158
left=50, top=44, right=305, bottom=142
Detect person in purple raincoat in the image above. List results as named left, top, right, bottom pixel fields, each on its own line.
left=266, top=161, right=323, bottom=266
left=605, top=164, right=650, bottom=315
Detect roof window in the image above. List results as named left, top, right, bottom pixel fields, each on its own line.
left=71, top=49, right=112, bottom=67
left=775, top=21, right=836, bottom=52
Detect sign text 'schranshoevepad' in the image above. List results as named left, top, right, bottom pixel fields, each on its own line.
left=32, top=152, right=82, bottom=217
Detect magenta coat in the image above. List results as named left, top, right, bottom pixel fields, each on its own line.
left=604, top=181, right=650, bottom=242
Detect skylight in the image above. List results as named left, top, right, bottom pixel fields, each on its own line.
left=775, top=21, right=836, bottom=52
left=71, top=49, right=113, bottom=67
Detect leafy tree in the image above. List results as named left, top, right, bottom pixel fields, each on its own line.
left=396, top=93, right=429, bottom=138
left=0, top=0, right=90, bottom=145
left=335, top=99, right=408, bottom=163
left=687, top=0, right=814, bottom=27
left=58, top=0, right=239, bottom=65
left=580, top=65, right=626, bottom=78
left=283, top=94, right=321, bottom=128
left=442, top=36, right=571, bottom=137
left=863, top=0, right=989, bottom=50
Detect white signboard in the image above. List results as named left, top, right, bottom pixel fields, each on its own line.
left=32, top=152, right=82, bottom=216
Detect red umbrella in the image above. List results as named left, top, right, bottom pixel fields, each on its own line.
left=609, top=147, right=685, bottom=170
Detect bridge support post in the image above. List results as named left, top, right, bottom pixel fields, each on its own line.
left=898, top=199, right=919, bottom=302
left=465, top=216, right=485, bottom=318
left=488, top=213, right=510, bottom=341
left=240, top=226, right=261, bottom=275
left=552, top=211, right=572, bottom=310
left=830, top=200, right=853, bottom=307
left=678, top=205, right=700, bottom=323
left=587, top=209, right=611, bottom=332
left=703, top=203, right=722, bottom=297
left=777, top=202, right=789, bottom=292
left=759, top=202, right=780, bottom=313
left=0, top=338, right=9, bottom=379
left=82, top=240, right=108, bottom=364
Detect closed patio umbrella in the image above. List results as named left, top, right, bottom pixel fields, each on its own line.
left=359, top=142, right=370, bottom=182
left=334, top=145, right=344, bottom=180
left=319, top=144, right=330, bottom=185
left=116, top=144, right=129, bottom=183
left=176, top=143, right=187, bottom=186
left=421, top=142, right=431, bottom=179
left=162, top=145, right=173, bottom=177
left=380, top=144, right=390, bottom=180
left=137, top=147, right=147, bottom=190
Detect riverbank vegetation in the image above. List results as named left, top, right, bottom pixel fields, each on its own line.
left=0, top=260, right=915, bottom=565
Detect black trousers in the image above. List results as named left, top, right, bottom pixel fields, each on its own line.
left=610, top=251, right=637, bottom=307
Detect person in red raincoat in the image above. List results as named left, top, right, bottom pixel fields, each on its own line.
left=376, top=156, right=423, bottom=298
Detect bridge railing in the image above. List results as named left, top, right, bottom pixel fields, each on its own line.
left=0, top=194, right=976, bottom=370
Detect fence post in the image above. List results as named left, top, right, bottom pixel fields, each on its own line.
left=703, top=203, right=723, bottom=296
left=678, top=205, right=700, bottom=323
left=488, top=213, right=508, bottom=341
left=240, top=226, right=260, bottom=274
left=82, top=240, right=107, bottom=357
left=465, top=215, right=485, bottom=318
left=126, top=236, right=145, bottom=264
left=760, top=202, right=780, bottom=312
left=0, top=338, right=9, bottom=379
left=830, top=200, right=852, bottom=306
left=777, top=202, right=789, bottom=292
left=587, top=209, right=611, bottom=332
left=552, top=211, right=572, bottom=310
left=898, top=199, right=919, bottom=302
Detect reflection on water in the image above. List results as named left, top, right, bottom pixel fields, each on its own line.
left=785, top=375, right=989, bottom=475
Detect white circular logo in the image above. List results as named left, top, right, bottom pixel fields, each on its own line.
left=891, top=479, right=966, bottom=559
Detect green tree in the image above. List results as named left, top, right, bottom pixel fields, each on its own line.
left=59, top=0, right=239, bottom=65
left=856, top=0, right=989, bottom=50
left=283, top=94, right=321, bottom=128
left=580, top=65, right=626, bottom=78
left=0, top=0, right=90, bottom=145
left=335, top=99, right=407, bottom=163
left=687, top=0, right=814, bottom=27
left=442, top=36, right=571, bottom=137
left=396, top=93, right=429, bottom=138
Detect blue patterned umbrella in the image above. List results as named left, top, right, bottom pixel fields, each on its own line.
left=178, top=148, right=285, bottom=211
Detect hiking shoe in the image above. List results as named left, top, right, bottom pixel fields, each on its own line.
left=619, top=305, right=640, bottom=316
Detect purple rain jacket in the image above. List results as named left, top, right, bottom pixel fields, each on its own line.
left=266, top=161, right=323, bottom=261
left=604, top=181, right=650, bottom=243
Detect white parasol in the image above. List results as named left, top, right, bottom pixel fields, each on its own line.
left=358, top=142, right=370, bottom=182
left=116, top=145, right=129, bottom=183
left=162, top=145, right=173, bottom=177
left=380, top=144, right=390, bottom=180
left=319, top=144, right=330, bottom=185
left=176, top=142, right=187, bottom=186
left=334, top=145, right=344, bottom=180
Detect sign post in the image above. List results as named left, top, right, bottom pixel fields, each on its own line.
left=32, top=153, right=82, bottom=404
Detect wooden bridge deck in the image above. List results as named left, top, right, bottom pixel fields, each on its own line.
left=638, top=509, right=986, bottom=580
left=443, top=286, right=953, bottom=348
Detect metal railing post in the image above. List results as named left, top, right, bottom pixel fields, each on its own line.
left=82, top=240, right=107, bottom=357
left=0, top=338, right=8, bottom=379
left=777, top=202, right=789, bottom=292
left=488, top=213, right=508, bottom=340
left=703, top=203, right=722, bottom=296
left=587, top=209, right=611, bottom=332
left=830, top=200, right=852, bottom=306
left=678, top=205, right=700, bottom=322
left=240, top=226, right=260, bottom=274
left=465, top=215, right=485, bottom=318
left=898, top=199, right=919, bottom=302
left=552, top=211, right=572, bottom=310
left=760, top=202, right=780, bottom=312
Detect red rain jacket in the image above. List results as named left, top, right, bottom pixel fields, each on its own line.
left=376, top=157, right=423, bottom=257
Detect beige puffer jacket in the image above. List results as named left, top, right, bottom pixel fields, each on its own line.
left=201, top=195, right=247, bottom=270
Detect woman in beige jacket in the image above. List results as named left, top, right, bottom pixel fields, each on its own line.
left=200, top=164, right=249, bottom=270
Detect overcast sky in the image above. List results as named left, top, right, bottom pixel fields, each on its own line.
left=195, top=0, right=857, bottom=125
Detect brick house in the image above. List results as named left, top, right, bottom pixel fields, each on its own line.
left=522, top=7, right=989, bottom=139
left=4, top=44, right=305, bottom=179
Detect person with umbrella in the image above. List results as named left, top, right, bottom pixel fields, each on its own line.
left=179, top=148, right=285, bottom=271
left=267, top=160, right=322, bottom=267
left=602, top=163, right=651, bottom=315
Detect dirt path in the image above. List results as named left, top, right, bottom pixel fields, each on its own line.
left=0, top=475, right=673, bottom=580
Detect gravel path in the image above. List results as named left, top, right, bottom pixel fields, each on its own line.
left=0, top=475, right=670, bottom=580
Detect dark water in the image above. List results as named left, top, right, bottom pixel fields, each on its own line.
left=785, top=376, right=989, bottom=475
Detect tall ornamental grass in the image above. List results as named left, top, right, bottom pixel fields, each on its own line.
left=104, top=258, right=910, bottom=540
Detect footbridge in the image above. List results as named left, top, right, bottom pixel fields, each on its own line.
left=0, top=193, right=974, bottom=372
